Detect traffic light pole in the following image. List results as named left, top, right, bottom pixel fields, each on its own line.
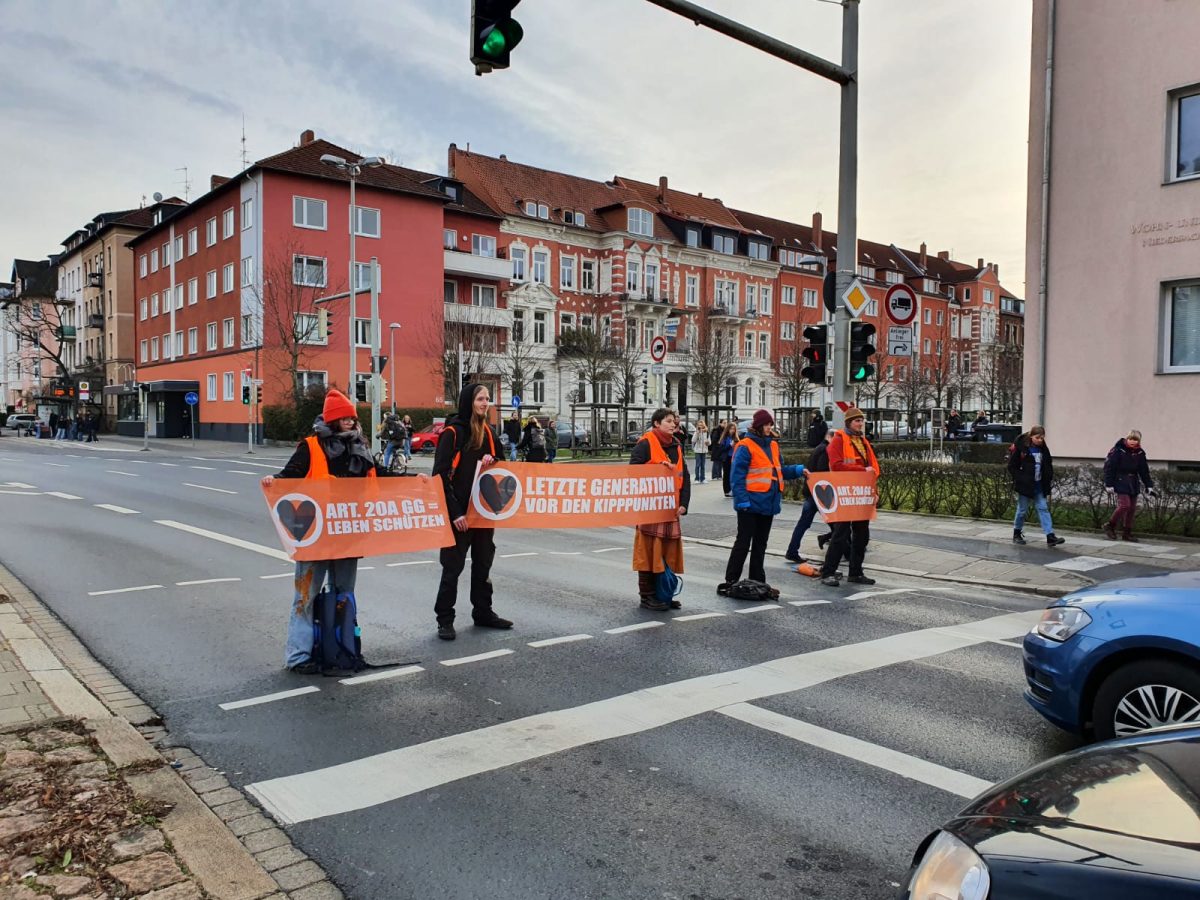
left=369, top=257, right=382, bottom=440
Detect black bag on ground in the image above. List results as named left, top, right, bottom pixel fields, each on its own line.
left=312, top=589, right=367, bottom=673
left=725, top=580, right=780, bottom=602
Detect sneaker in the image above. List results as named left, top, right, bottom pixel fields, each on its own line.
left=1047, top=534, right=1066, bottom=547
left=820, top=574, right=841, bottom=587
left=1102, top=523, right=1117, bottom=540
left=289, top=660, right=320, bottom=675
left=1013, top=531, right=1027, bottom=545
left=817, top=532, right=831, bottom=550
left=473, top=614, right=514, bottom=629
left=639, top=597, right=670, bottom=611
left=724, top=493, right=732, bottom=498
left=437, top=624, right=456, bottom=641
left=847, top=575, right=876, bottom=585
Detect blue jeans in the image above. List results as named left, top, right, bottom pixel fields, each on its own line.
left=786, top=496, right=821, bottom=558
left=403, top=438, right=412, bottom=461
left=508, top=442, right=518, bottom=461
left=694, top=452, right=706, bottom=483
left=383, top=442, right=400, bottom=468
left=287, top=558, right=358, bottom=667
left=1014, top=490, right=1054, bottom=535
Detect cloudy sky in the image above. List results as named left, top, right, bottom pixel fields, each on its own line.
left=1, top=0, right=1032, bottom=291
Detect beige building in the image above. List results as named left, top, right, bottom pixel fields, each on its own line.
left=1025, top=0, right=1200, bottom=467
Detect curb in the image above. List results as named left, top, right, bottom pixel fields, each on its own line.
left=0, top=562, right=343, bottom=900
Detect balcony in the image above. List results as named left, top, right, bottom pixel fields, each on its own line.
left=444, top=248, right=511, bottom=281
left=1001, top=299, right=1024, bottom=315
left=707, top=304, right=745, bottom=321
left=619, top=290, right=673, bottom=312
left=443, top=301, right=513, bottom=330
left=87, top=272, right=103, bottom=288
left=88, top=314, right=104, bottom=329
left=57, top=325, right=77, bottom=342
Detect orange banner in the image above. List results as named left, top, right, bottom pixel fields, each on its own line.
left=261, top=477, right=455, bottom=561
left=806, top=470, right=878, bottom=522
left=464, top=462, right=679, bottom=529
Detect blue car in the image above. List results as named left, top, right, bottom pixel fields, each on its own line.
left=1023, top=570, right=1200, bottom=740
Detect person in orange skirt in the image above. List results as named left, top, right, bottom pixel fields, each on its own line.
left=631, top=407, right=691, bottom=611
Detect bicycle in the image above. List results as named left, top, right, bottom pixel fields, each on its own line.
left=374, top=440, right=409, bottom=475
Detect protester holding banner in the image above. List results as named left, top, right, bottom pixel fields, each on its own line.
left=262, top=388, right=383, bottom=674
left=631, top=408, right=690, bottom=611
left=432, top=383, right=513, bottom=640
left=720, top=410, right=805, bottom=592
left=818, top=407, right=880, bottom=587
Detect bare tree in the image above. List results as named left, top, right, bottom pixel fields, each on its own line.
left=609, top=327, right=649, bottom=435
left=5, top=296, right=71, bottom=386
left=893, top=352, right=932, bottom=430
left=416, top=303, right=493, bottom=403
left=493, top=319, right=543, bottom=404
left=685, top=305, right=745, bottom=421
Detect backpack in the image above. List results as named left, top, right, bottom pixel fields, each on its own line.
left=723, top=580, right=780, bottom=602
left=530, top=426, right=546, bottom=450
left=384, top=419, right=405, bottom=441
left=312, top=589, right=368, bottom=673
left=655, top=563, right=683, bottom=604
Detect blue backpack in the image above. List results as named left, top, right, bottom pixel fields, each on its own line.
left=312, top=589, right=367, bottom=673
left=655, top=564, right=683, bottom=604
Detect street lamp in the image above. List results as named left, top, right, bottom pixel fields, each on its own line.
left=388, top=322, right=401, bottom=413
left=318, top=153, right=385, bottom=402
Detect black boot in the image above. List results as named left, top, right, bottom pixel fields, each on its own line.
left=1047, top=533, right=1065, bottom=546
left=1013, top=530, right=1026, bottom=545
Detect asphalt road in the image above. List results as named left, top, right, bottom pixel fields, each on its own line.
left=0, top=435, right=1080, bottom=899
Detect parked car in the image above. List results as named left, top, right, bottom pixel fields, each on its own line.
left=1023, top=570, right=1200, bottom=740
left=4, top=414, right=38, bottom=434
left=902, top=725, right=1200, bottom=899
left=409, top=421, right=446, bottom=453
left=555, top=421, right=588, bottom=449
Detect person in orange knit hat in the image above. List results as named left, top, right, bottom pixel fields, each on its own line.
left=818, top=407, right=880, bottom=587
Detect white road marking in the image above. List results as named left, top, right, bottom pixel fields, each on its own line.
left=189, top=465, right=216, bottom=470
left=592, top=548, right=624, bottom=553
left=43, top=462, right=68, bottom=468
left=788, top=600, right=833, bottom=607
left=358, top=566, right=375, bottom=570
left=155, top=520, right=291, bottom=561
left=549, top=551, right=582, bottom=556
left=95, top=504, right=139, bottom=515
left=220, top=686, right=320, bottom=710
left=183, top=483, right=237, bottom=495
left=159, top=463, right=180, bottom=467
left=499, top=552, right=538, bottom=558
left=604, top=621, right=665, bottom=634
left=105, top=470, right=138, bottom=477
left=846, top=587, right=914, bottom=601
left=528, top=634, right=593, bottom=648
left=246, top=609, right=1037, bottom=824
left=339, top=665, right=424, bottom=685
left=734, top=604, right=781, bottom=614
left=440, top=649, right=515, bottom=667
left=1155, top=553, right=1187, bottom=560
left=0, top=490, right=38, bottom=495
left=387, top=560, right=434, bottom=567
left=176, top=577, right=242, bottom=586
left=719, top=703, right=991, bottom=800
left=5, top=482, right=36, bottom=489
left=88, top=584, right=163, bottom=596
left=1045, top=555, right=1120, bottom=572
left=990, top=639, right=1024, bottom=649
left=673, top=612, right=727, bottom=622
left=228, top=470, right=257, bottom=475
left=223, top=460, right=280, bottom=469
left=44, top=492, right=82, bottom=500
left=260, top=572, right=293, bottom=580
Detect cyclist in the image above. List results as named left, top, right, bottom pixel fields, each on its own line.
left=378, top=412, right=408, bottom=473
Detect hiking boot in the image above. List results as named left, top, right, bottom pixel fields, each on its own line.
left=1047, top=534, right=1066, bottom=547
left=1121, top=533, right=1139, bottom=542
left=716, top=582, right=730, bottom=596
left=820, top=574, right=841, bottom=587
left=437, top=624, right=456, bottom=641
left=289, top=660, right=320, bottom=675
left=817, top=532, right=831, bottom=550
left=785, top=553, right=803, bottom=564
left=1102, top=523, right=1117, bottom=540
left=639, top=597, right=670, bottom=611
left=847, top=575, right=876, bottom=585
left=669, top=599, right=683, bottom=609
left=473, top=614, right=514, bottom=629
left=1012, top=530, right=1027, bottom=545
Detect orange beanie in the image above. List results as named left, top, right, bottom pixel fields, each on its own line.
left=322, top=389, right=356, bottom=422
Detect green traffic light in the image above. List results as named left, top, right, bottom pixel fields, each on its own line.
left=850, top=365, right=875, bottom=383
left=481, top=20, right=523, bottom=58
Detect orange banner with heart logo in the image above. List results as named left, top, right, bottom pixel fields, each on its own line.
left=261, top=477, right=455, bottom=561
left=805, top=470, right=878, bottom=522
left=464, top=462, right=680, bottom=529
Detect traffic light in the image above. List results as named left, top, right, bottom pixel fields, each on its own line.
left=355, top=381, right=368, bottom=403
left=380, top=379, right=389, bottom=406
left=640, top=368, right=649, bottom=403
left=848, top=321, right=877, bottom=383
left=318, top=308, right=334, bottom=341
left=241, top=385, right=251, bottom=405
left=255, top=385, right=262, bottom=405
left=470, top=0, right=523, bottom=74
left=800, top=324, right=830, bottom=384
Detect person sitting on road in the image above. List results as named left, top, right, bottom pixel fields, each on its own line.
left=1008, top=425, right=1065, bottom=548
left=631, top=407, right=690, bottom=611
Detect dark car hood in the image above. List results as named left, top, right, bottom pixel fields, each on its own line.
left=945, top=727, right=1200, bottom=887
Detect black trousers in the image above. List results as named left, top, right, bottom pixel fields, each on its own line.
left=821, top=520, right=870, bottom=577
left=722, top=462, right=732, bottom=496
left=725, top=511, right=774, bottom=583
left=434, top=527, right=496, bottom=625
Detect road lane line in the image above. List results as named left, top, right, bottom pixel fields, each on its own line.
left=188, top=465, right=217, bottom=471
left=339, top=665, right=425, bottom=685
left=228, top=470, right=257, bottom=475
left=528, top=634, right=593, bottom=648
left=499, top=552, right=537, bottom=558
left=224, top=460, right=281, bottom=469
left=673, top=612, right=727, bottom=622
left=387, top=560, right=433, bottom=567
left=5, top=482, right=37, bottom=489
left=549, top=551, right=582, bottom=556
left=604, top=621, right=665, bottom=634
left=154, top=520, right=290, bottom=561
left=95, top=504, right=139, bottom=515
left=177, top=577, right=242, bottom=586
left=183, top=483, right=237, bottom=495
left=246, top=609, right=1038, bottom=824
left=734, top=604, right=781, bottom=614
left=846, top=588, right=911, bottom=601
left=260, top=573, right=293, bottom=579
left=0, top=490, right=39, bottom=495
left=43, top=462, right=68, bottom=468
left=990, top=639, right=1024, bottom=649
left=105, top=470, right=138, bottom=477
left=219, top=686, right=320, bottom=711
left=88, top=585, right=163, bottom=596
left=718, top=703, right=991, bottom=799
left=788, top=600, right=832, bottom=607
left=159, top=463, right=180, bottom=467
left=592, top=548, right=624, bottom=553
left=440, top=649, right=515, bottom=667
left=44, top=492, right=82, bottom=500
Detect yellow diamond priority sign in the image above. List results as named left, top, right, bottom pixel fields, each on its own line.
left=841, top=279, right=871, bottom=318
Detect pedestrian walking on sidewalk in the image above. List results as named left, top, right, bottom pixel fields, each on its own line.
left=691, top=419, right=709, bottom=483
left=806, top=411, right=828, bottom=448
left=433, top=383, right=513, bottom=640
left=1008, top=425, right=1065, bottom=547
left=718, top=422, right=737, bottom=497
left=517, top=415, right=548, bottom=462
left=720, top=410, right=804, bottom=592
left=263, top=389, right=384, bottom=674
left=785, top=434, right=833, bottom=563
left=1103, top=429, right=1156, bottom=542
left=503, top=410, right=522, bottom=462
left=819, top=407, right=880, bottom=587
left=631, top=407, right=690, bottom=611
left=545, top=417, right=558, bottom=463
left=709, top=419, right=727, bottom=484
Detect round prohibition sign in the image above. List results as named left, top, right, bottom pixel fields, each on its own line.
left=649, top=335, right=668, bottom=363
left=884, top=283, right=918, bottom=326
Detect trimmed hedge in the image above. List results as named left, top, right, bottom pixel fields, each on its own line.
left=263, top=385, right=452, bottom=443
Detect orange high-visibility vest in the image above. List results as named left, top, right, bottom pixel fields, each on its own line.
left=303, top=435, right=377, bottom=480
left=639, top=431, right=684, bottom=489
left=446, top=424, right=497, bottom=476
left=735, top=436, right=783, bottom=493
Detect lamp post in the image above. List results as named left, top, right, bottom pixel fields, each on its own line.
left=318, top=153, right=384, bottom=402
left=388, top=322, right=401, bottom=413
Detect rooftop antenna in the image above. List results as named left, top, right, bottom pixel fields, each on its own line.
left=175, top=167, right=191, bottom=200
left=240, top=115, right=249, bottom=171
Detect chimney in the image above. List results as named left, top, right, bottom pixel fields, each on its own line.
left=919, top=241, right=927, bottom=268
left=657, top=176, right=668, bottom=202
left=992, top=263, right=999, bottom=278
left=447, top=143, right=457, bottom=177
left=812, top=211, right=823, bottom=249
left=937, top=250, right=950, bottom=261
left=499, top=154, right=507, bottom=160
left=977, top=257, right=984, bottom=270
left=210, top=175, right=230, bottom=191
left=299, top=129, right=315, bottom=146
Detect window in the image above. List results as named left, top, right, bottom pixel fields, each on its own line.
left=222, top=208, right=234, bottom=239
left=512, top=309, right=525, bottom=342
left=744, top=378, right=754, bottom=405
left=746, top=284, right=758, bottom=314
left=151, top=293, right=160, bottom=316
left=947, top=286, right=956, bottom=300
left=532, top=250, right=549, bottom=284
left=150, top=336, right=159, bottom=361
left=781, top=286, right=796, bottom=306
left=471, top=234, right=496, bottom=257
left=715, top=279, right=738, bottom=312
left=524, top=200, right=536, bottom=216
left=174, top=236, right=183, bottom=261
left=559, top=312, right=575, bottom=331
left=711, top=233, right=735, bottom=254
left=187, top=228, right=197, bottom=256
left=984, top=288, right=994, bottom=305
left=206, top=270, right=217, bottom=299
left=510, top=246, right=527, bottom=281
left=150, top=249, right=159, bottom=273
left=781, top=322, right=796, bottom=341
left=643, top=321, right=654, bottom=348
left=353, top=206, right=380, bottom=238
left=950, top=314, right=960, bottom=338
left=206, top=322, right=217, bottom=351
left=581, top=259, right=595, bottom=293
left=139, top=255, right=147, bottom=277
left=885, top=270, right=903, bottom=284
left=724, top=378, right=737, bottom=406
left=937, top=310, right=944, bottom=326
left=354, top=262, right=378, bottom=292
left=961, top=352, right=971, bottom=373
left=173, top=330, right=183, bottom=357
left=241, top=257, right=254, bottom=287
left=534, top=311, right=547, bottom=344
left=560, top=255, right=575, bottom=290
left=139, top=298, right=147, bottom=320
left=580, top=314, right=593, bottom=332
left=923, top=338, right=931, bottom=354
left=537, top=203, right=549, bottom=220
left=293, top=255, right=327, bottom=287
left=443, top=228, right=457, bottom=250
left=241, top=198, right=253, bottom=230
left=759, top=333, right=769, bottom=360
left=140, top=339, right=148, bottom=362
left=297, top=371, right=327, bottom=391
left=532, top=371, right=545, bottom=403
left=293, top=197, right=326, bottom=230
left=223, top=317, right=235, bottom=348
left=241, top=314, right=255, bottom=346
left=355, top=318, right=372, bottom=347
left=924, top=308, right=932, bottom=325
left=803, top=288, right=819, bottom=309
left=188, top=277, right=198, bottom=305
left=573, top=212, right=586, bottom=227
left=626, top=258, right=641, bottom=293
left=1164, top=281, right=1200, bottom=370
left=936, top=340, right=944, bottom=355
left=761, top=287, right=772, bottom=315
left=171, top=284, right=181, bottom=310
left=627, top=208, right=654, bottom=236
left=222, top=264, right=234, bottom=293
left=963, top=287, right=972, bottom=302
left=162, top=241, right=170, bottom=266
left=686, top=228, right=700, bottom=248
left=748, top=241, right=770, bottom=261
left=444, top=280, right=456, bottom=304
left=223, top=372, right=234, bottom=401
left=686, top=274, right=699, bottom=307
left=207, top=373, right=217, bottom=401
left=188, top=327, right=198, bottom=354
left=471, top=284, right=496, bottom=308
left=204, top=217, right=216, bottom=246
left=759, top=381, right=767, bottom=406
left=926, top=279, right=939, bottom=294
left=744, top=333, right=754, bottom=357
left=1170, top=87, right=1200, bottom=181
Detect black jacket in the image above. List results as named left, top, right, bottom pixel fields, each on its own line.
left=1104, top=439, right=1153, bottom=496
left=806, top=417, right=828, bottom=448
left=276, top=429, right=383, bottom=479
left=503, top=417, right=522, bottom=443
left=631, top=433, right=692, bottom=510
left=1007, top=435, right=1054, bottom=499
left=802, top=439, right=830, bottom=499
left=433, top=384, right=500, bottom=520
left=517, top=420, right=548, bottom=462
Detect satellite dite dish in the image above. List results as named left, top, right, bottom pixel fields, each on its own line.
left=153, top=192, right=163, bottom=202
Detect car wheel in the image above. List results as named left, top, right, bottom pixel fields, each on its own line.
left=1092, top=660, right=1200, bottom=740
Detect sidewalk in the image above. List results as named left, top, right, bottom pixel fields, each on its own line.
left=0, top=564, right=341, bottom=900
